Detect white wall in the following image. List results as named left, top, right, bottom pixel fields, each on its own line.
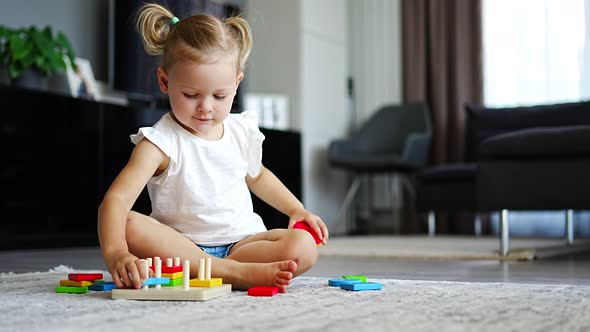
left=301, top=0, right=350, bottom=232
left=0, top=0, right=109, bottom=81
left=247, top=0, right=350, bottom=232
left=348, top=0, right=402, bottom=128
left=244, top=0, right=302, bottom=129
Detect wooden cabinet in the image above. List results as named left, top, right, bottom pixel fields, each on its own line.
left=0, top=85, right=300, bottom=249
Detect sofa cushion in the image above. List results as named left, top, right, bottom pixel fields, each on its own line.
left=416, top=163, right=478, bottom=211
left=480, top=125, right=590, bottom=160
left=464, top=100, right=590, bottom=162
left=417, top=163, right=477, bottom=184
left=478, top=159, right=590, bottom=210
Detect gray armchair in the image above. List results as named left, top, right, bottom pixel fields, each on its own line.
left=329, top=103, right=432, bottom=234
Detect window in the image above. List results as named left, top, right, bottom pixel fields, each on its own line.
left=483, top=0, right=587, bottom=107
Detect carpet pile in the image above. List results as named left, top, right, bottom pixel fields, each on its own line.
left=1, top=266, right=589, bottom=331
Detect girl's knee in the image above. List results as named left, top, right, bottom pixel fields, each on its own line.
left=285, top=229, right=318, bottom=267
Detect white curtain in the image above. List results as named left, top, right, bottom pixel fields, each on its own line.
left=483, top=0, right=587, bottom=107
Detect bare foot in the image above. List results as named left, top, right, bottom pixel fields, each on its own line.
left=224, top=260, right=298, bottom=292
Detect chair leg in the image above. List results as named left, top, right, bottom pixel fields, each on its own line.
left=499, top=209, right=510, bottom=256
left=388, top=174, right=402, bottom=234
left=367, top=175, right=375, bottom=234
left=334, top=176, right=362, bottom=234
left=565, top=209, right=574, bottom=245
left=428, top=211, right=436, bottom=237
left=399, top=174, right=416, bottom=200
left=474, top=214, right=482, bottom=237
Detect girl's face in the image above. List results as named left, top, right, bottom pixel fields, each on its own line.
left=158, top=59, right=243, bottom=140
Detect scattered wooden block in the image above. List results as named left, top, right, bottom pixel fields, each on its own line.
left=342, top=275, right=367, bottom=283
left=68, top=273, right=103, bottom=281
left=111, top=284, right=231, bottom=301
left=190, top=278, right=222, bottom=288
left=247, top=286, right=280, bottom=297
left=56, top=286, right=89, bottom=294
left=60, top=280, right=95, bottom=287
left=89, top=282, right=117, bottom=291
left=328, top=278, right=363, bottom=287
left=340, top=282, right=382, bottom=291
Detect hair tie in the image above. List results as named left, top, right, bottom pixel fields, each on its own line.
left=171, top=16, right=179, bottom=26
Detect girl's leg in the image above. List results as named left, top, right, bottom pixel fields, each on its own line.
left=125, top=211, right=297, bottom=291
left=227, top=229, right=319, bottom=277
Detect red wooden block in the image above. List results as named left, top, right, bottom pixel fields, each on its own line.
left=68, top=273, right=103, bottom=281
left=293, top=220, right=322, bottom=245
left=150, top=265, right=183, bottom=273
left=248, top=286, right=280, bottom=297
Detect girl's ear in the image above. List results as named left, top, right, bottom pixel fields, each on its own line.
left=157, top=67, right=169, bottom=94
left=236, top=71, right=244, bottom=87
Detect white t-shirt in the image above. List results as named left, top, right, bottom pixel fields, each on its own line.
left=130, top=111, right=268, bottom=246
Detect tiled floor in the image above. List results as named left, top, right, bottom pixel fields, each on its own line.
left=1, top=244, right=589, bottom=286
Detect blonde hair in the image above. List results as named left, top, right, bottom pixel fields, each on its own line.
left=136, top=3, right=252, bottom=73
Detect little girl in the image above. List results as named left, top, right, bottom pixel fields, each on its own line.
left=98, top=3, right=329, bottom=292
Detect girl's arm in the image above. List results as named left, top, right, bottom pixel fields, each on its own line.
left=97, top=138, right=168, bottom=288
left=246, top=165, right=329, bottom=245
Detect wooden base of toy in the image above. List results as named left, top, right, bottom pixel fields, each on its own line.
left=111, top=284, right=231, bottom=301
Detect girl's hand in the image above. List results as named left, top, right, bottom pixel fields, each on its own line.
left=288, top=209, right=329, bottom=245
left=105, top=251, right=150, bottom=289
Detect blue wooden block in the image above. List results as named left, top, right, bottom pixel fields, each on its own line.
left=328, top=278, right=363, bottom=287
left=341, top=282, right=382, bottom=291
left=142, top=277, right=170, bottom=286
left=89, top=282, right=117, bottom=291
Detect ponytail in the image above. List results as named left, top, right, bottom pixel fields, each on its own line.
left=225, top=16, right=253, bottom=71
left=136, top=3, right=175, bottom=56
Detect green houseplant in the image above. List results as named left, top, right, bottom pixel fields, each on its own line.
left=0, top=25, right=76, bottom=87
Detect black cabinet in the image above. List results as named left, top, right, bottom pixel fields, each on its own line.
left=253, top=128, right=302, bottom=230
left=1, top=88, right=102, bottom=248
left=0, top=85, right=301, bottom=249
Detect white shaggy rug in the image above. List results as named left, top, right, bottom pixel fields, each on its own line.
left=319, top=235, right=590, bottom=261
left=1, top=266, right=589, bottom=332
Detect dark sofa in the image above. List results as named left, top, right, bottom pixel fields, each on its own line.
left=416, top=100, right=590, bottom=255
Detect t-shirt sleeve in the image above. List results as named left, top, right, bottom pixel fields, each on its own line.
left=240, top=110, right=266, bottom=177
left=130, top=126, right=174, bottom=155
left=129, top=124, right=178, bottom=184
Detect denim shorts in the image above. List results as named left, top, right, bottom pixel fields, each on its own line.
left=196, top=243, right=236, bottom=258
